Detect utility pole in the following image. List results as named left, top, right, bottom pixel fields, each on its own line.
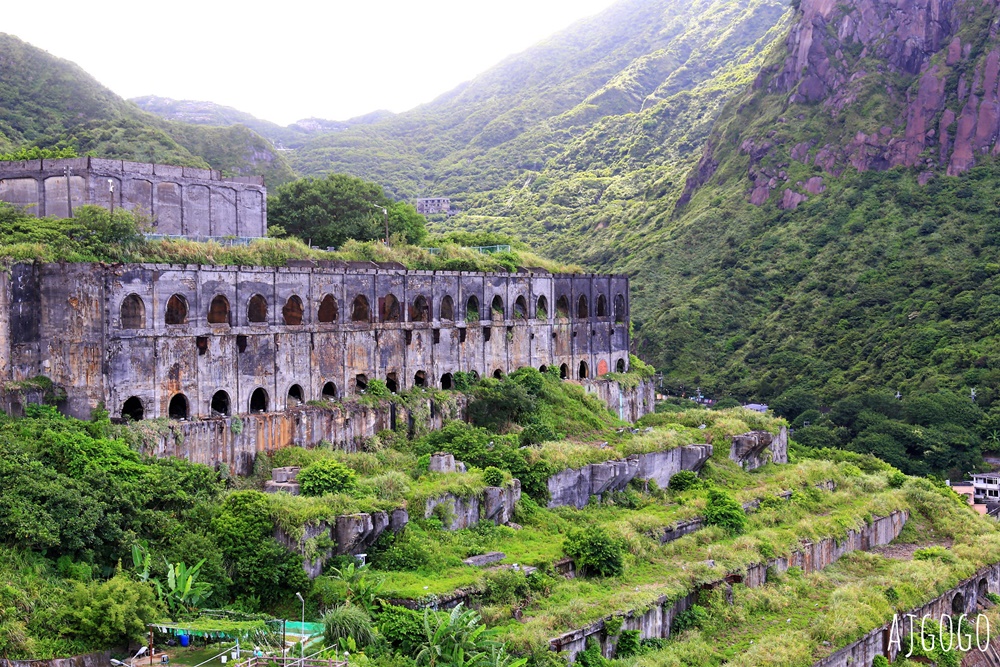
left=64, top=166, right=73, bottom=217
left=379, top=206, right=389, bottom=248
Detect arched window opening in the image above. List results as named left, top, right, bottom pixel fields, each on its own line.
left=440, top=295, right=455, bottom=321
left=470, top=371, right=480, bottom=381
left=514, top=296, right=527, bottom=319
left=211, top=390, right=230, bottom=416
left=578, top=295, right=589, bottom=319
left=614, top=294, right=626, bottom=323
left=491, top=295, right=504, bottom=321
left=247, top=294, right=267, bottom=323
left=414, top=370, right=427, bottom=388
left=616, top=358, right=626, bottom=373
left=953, top=593, right=966, bottom=615
left=287, top=384, right=304, bottom=406
left=355, top=374, right=368, bottom=392
left=441, top=373, right=454, bottom=390
left=579, top=361, right=589, bottom=379
left=559, top=364, right=568, bottom=379
left=597, top=294, right=608, bottom=317
left=493, top=369, right=504, bottom=379
left=351, top=295, right=371, bottom=322
left=208, top=295, right=230, bottom=325
left=539, top=365, right=548, bottom=374
left=322, top=382, right=337, bottom=400
left=380, top=294, right=401, bottom=322
left=249, top=388, right=269, bottom=413
left=386, top=373, right=399, bottom=393
left=165, top=294, right=188, bottom=325
left=122, top=396, right=144, bottom=421
left=466, top=296, right=480, bottom=321
left=556, top=295, right=570, bottom=319
left=282, top=295, right=304, bottom=325
left=410, top=295, right=430, bottom=323
left=318, top=294, right=338, bottom=323
left=120, top=294, right=145, bottom=329
left=168, top=393, right=189, bottom=420
left=536, top=295, right=548, bottom=319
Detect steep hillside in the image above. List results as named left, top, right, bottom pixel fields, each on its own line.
left=288, top=0, right=792, bottom=206
left=0, top=34, right=295, bottom=186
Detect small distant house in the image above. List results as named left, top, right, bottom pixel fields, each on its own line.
left=743, top=403, right=769, bottom=413
left=416, top=197, right=451, bottom=215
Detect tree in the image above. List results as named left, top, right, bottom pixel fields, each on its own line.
left=563, top=526, right=626, bottom=577
left=267, top=174, right=426, bottom=249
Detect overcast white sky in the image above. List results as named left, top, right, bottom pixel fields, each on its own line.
left=4, top=1, right=617, bottom=126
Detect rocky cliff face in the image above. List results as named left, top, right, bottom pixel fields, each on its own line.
left=683, top=0, right=1000, bottom=209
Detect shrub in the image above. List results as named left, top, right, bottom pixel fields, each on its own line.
left=888, top=471, right=907, bottom=488
left=481, top=569, right=530, bottom=605
left=668, top=470, right=700, bottom=492
left=872, top=656, right=889, bottom=667
left=615, top=630, right=641, bottom=658
left=323, top=604, right=377, bottom=647
left=366, top=379, right=391, bottom=397
left=482, top=466, right=504, bottom=487
left=987, top=592, right=1000, bottom=605
left=576, top=638, right=608, bottom=667
left=378, top=604, right=425, bottom=654
left=913, top=546, right=957, bottom=564
left=298, top=460, right=357, bottom=496
left=671, top=604, right=708, bottom=634
left=563, top=526, right=626, bottom=578
left=704, top=489, right=747, bottom=535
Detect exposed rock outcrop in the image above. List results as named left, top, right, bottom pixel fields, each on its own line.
left=729, top=426, right=788, bottom=470
left=424, top=480, right=521, bottom=530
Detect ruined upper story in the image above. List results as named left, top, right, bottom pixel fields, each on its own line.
left=0, top=157, right=267, bottom=237
left=0, top=262, right=631, bottom=421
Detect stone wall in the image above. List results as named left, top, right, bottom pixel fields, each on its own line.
left=424, top=480, right=521, bottom=530
left=0, top=157, right=266, bottom=237
left=546, top=445, right=713, bottom=509
left=812, top=559, right=1000, bottom=667
left=0, top=262, right=631, bottom=421
left=550, top=510, right=908, bottom=661
left=0, top=652, right=110, bottom=667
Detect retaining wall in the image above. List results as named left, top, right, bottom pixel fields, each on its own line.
left=0, top=652, right=110, bottom=667
left=812, top=560, right=1000, bottom=667
left=549, top=510, right=909, bottom=661
left=584, top=379, right=655, bottom=423
left=546, top=445, right=713, bottom=509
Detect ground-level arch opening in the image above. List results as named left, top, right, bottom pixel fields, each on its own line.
left=322, top=382, right=337, bottom=400
left=414, top=370, right=427, bottom=388
left=121, top=396, right=144, bottom=421
left=579, top=361, right=589, bottom=379
left=560, top=363, right=568, bottom=379
left=211, top=390, right=230, bottom=416
left=441, top=373, right=454, bottom=390
left=539, top=365, right=548, bottom=373
left=493, top=369, right=504, bottom=379
left=287, top=384, right=304, bottom=406
left=168, top=393, right=189, bottom=420
left=356, top=374, right=368, bottom=392
left=616, top=358, right=626, bottom=373
left=386, top=373, right=399, bottom=393
left=249, top=388, right=269, bottom=413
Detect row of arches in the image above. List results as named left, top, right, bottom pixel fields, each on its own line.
left=120, top=291, right=628, bottom=329
left=122, top=357, right=627, bottom=421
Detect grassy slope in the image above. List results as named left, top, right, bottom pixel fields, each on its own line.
left=0, top=33, right=295, bottom=186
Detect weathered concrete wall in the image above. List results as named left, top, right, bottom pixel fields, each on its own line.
left=424, top=480, right=521, bottom=530
left=583, top=379, right=655, bottom=423
left=546, top=445, right=713, bottom=509
left=729, top=427, right=788, bottom=470
left=0, top=158, right=266, bottom=237
left=0, top=652, right=111, bottom=667
left=550, top=510, right=908, bottom=661
left=813, top=559, right=1000, bottom=667
left=0, top=263, right=632, bottom=422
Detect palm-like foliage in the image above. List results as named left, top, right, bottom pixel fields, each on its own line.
left=415, top=605, right=526, bottom=667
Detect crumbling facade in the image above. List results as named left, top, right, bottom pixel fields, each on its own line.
left=0, top=157, right=267, bottom=237
left=415, top=197, right=451, bottom=215
left=1, top=261, right=631, bottom=421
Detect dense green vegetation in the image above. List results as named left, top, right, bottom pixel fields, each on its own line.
left=0, top=33, right=294, bottom=186
left=0, top=203, right=575, bottom=273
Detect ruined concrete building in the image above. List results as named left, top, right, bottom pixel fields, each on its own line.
left=415, top=197, right=451, bottom=215
left=0, top=159, right=632, bottom=426
left=0, top=157, right=267, bottom=237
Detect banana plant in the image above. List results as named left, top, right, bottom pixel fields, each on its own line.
left=159, top=559, right=212, bottom=613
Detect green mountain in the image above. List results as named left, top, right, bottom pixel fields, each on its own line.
left=131, top=95, right=395, bottom=149
left=0, top=34, right=295, bottom=186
